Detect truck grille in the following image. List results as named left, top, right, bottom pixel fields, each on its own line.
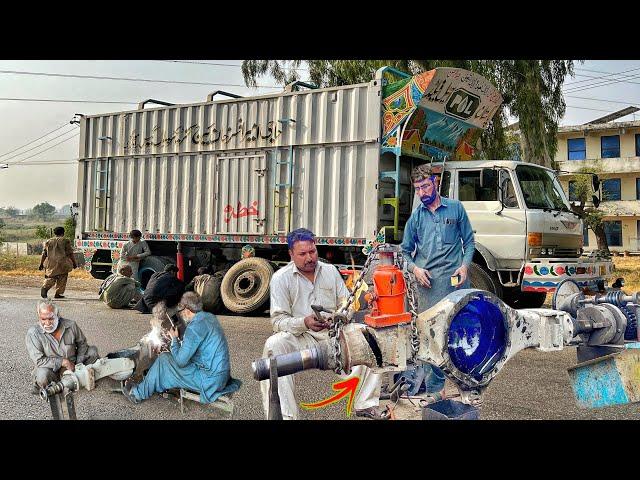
left=552, top=248, right=580, bottom=258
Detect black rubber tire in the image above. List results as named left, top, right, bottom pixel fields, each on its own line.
left=138, top=255, right=173, bottom=289
left=197, top=272, right=225, bottom=313
left=468, top=262, right=503, bottom=299
left=221, top=258, right=274, bottom=314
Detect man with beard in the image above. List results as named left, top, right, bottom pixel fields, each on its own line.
left=259, top=228, right=384, bottom=420
left=399, top=163, right=475, bottom=396
left=121, top=292, right=240, bottom=404
left=26, top=300, right=99, bottom=392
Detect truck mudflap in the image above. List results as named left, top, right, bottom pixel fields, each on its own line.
left=521, top=258, right=614, bottom=293
left=75, top=239, right=125, bottom=273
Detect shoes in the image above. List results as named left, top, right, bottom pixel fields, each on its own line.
left=355, top=406, right=390, bottom=420
left=54, top=294, right=65, bottom=299
left=40, top=288, right=48, bottom=299
left=121, top=379, right=141, bottom=405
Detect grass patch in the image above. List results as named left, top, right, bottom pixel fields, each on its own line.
left=609, top=257, right=640, bottom=292
left=0, top=254, right=92, bottom=279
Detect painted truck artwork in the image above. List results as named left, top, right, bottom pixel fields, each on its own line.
left=381, top=67, right=502, bottom=161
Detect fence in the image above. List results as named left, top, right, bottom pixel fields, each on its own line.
left=0, top=242, right=29, bottom=255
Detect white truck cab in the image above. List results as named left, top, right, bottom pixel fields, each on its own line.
left=421, top=160, right=613, bottom=308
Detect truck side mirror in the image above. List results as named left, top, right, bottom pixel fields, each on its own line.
left=592, top=195, right=600, bottom=208
left=592, top=175, right=600, bottom=193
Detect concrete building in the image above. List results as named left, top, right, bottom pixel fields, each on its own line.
left=556, top=117, right=640, bottom=253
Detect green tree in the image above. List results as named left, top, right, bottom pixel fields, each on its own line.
left=4, top=205, right=19, bottom=217
left=241, top=59, right=576, bottom=167
left=32, top=202, right=56, bottom=221
left=35, top=225, right=50, bottom=240
left=63, top=216, right=76, bottom=241
left=0, top=217, right=5, bottom=245
left=569, top=167, right=609, bottom=254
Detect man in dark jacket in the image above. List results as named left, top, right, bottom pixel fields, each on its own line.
left=134, top=264, right=184, bottom=314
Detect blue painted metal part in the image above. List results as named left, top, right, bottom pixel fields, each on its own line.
left=568, top=342, right=640, bottom=408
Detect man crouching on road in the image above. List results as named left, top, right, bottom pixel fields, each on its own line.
left=260, top=228, right=385, bottom=420
left=121, top=292, right=241, bottom=404
left=25, top=300, right=99, bottom=393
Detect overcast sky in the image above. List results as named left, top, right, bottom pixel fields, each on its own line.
left=1, top=59, right=639, bottom=210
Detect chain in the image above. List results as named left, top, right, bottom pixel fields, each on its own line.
left=398, top=253, right=420, bottom=357
left=329, top=244, right=381, bottom=374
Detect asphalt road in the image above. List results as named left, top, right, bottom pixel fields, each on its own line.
left=2, top=284, right=640, bottom=420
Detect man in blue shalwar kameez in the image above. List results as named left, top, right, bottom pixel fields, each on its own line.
left=399, top=163, right=475, bottom=396
left=122, top=291, right=240, bottom=404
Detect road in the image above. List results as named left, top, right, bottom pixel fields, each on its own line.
left=2, top=282, right=639, bottom=420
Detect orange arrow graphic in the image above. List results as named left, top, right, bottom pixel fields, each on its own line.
left=300, top=376, right=361, bottom=417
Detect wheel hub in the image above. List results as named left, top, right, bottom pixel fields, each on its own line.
left=234, top=272, right=258, bottom=297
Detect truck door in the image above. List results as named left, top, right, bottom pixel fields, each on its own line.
left=215, top=153, right=267, bottom=235
left=457, top=168, right=526, bottom=270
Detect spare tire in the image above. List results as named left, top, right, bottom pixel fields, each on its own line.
left=138, top=255, right=173, bottom=289
left=194, top=271, right=225, bottom=313
left=221, top=258, right=274, bottom=314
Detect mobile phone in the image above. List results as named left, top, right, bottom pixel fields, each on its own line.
left=450, top=274, right=461, bottom=286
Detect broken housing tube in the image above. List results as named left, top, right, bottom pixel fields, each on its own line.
left=252, top=344, right=331, bottom=381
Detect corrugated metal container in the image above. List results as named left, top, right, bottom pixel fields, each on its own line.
left=77, top=81, right=383, bottom=242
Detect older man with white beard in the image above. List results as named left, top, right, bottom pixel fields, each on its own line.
left=25, top=300, right=99, bottom=393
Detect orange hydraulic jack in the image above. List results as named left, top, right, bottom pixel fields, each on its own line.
left=364, top=248, right=412, bottom=328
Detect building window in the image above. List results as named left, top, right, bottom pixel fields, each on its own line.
left=601, top=135, right=620, bottom=158
left=636, top=133, right=640, bottom=157
left=637, top=178, right=640, bottom=200
left=567, top=138, right=586, bottom=160
left=604, top=221, right=622, bottom=247
left=568, top=180, right=578, bottom=201
left=583, top=225, right=589, bottom=247
left=602, top=178, right=621, bottom=201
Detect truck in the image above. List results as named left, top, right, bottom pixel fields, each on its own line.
left=72, top=65, right=612, bottom=313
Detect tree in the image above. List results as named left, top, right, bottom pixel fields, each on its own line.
left=241, top=60, right=576, bottom=166
left=569, top=167, right=609, bottom=255
left=32, top=202, right=56, bottom=221
left=63, top=215, right=76, bottom=241
left=35, top=225, right=50, bottom=240
left=5, top=205, right=18, bottom=217
left=0, top=217, right=5, bottom=245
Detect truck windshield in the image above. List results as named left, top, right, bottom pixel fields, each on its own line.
left=515, top=164, right=569, bottom=210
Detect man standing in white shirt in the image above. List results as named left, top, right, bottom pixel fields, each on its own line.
left=260, top=228, right=384, bottom=420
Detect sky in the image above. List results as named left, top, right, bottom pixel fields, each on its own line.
left=1, top=59, right=639, bottom=211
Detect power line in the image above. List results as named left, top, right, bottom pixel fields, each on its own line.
left=565, top=105, right=615, bottom=113
left=6, top=132, right=80, bottom=166
left=565, top=94, right=640, bottom=107
left=564, top=71, right=640, bottom=94
left=158, top=60, right=309, bottom=72
left=0, top=123, right=70, bottom=159
left=0, top=69, right=281, bottom=89
left=0, top=97, right=137, bottom=104
left=566, top=66, right=640, bottom=87
left=1, top=126, right=78, bottom=163
left=4, top=161, right=78, bottom=166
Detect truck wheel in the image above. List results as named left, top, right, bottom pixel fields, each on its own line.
left=138, top=255, right=173, bottom=289
left=198, top=271, right=225, bottom=313
left=469, top=262, right=503, bottom=299
left=221, top=258, right=274, bottom=314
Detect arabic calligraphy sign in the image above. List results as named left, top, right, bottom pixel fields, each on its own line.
left=224, top=201, right=260, bottom=224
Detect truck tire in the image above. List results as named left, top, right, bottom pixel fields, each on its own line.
left=197, top=271, right=225, bottom=313
left=138, top=255, right=173, bottom=289
left=221, top=258, right=274, bottom=314
left=469, top=262, right=503, bottom=299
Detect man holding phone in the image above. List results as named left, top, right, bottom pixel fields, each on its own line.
left=400, top=163, right=476, bottom=395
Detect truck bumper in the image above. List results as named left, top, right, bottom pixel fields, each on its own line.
left=75, top=239, right=125, bottom=273
left=521, top=258, right=614, bottom=293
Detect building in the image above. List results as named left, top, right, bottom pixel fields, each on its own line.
left=556, top=112, right=640, bottom=253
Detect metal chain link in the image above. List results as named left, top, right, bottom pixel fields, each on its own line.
left=401, top=262, right=420, bottom=357
left=329, top=244, right=381, bottom=374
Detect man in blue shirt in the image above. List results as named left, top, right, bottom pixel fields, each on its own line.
left=122, top=292, right=240, bottom=404
left=400, top=163, right=475, bottom=395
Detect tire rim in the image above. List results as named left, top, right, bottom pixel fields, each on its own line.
left=234, top=271, right=259, bottom=298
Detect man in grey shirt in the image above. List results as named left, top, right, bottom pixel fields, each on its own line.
left=118, top=229, right=151, bottom=281
left=25, top=300, right=99, bottom=393
left=260, top=228, right=384, bottom=420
